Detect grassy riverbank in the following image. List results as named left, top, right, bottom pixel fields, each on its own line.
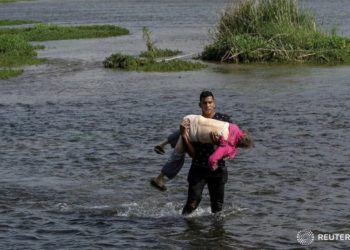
left=0, top=23, right=130, bottom=79
left=0, top=0, right=18, bottom=3
left=0, top=20, right=40, bottom=26
left=0, top=0, right=32, bottom=3
left=0, top=23, right=129, bottom=41
left=0, top=69, right=23, bottom=80
left=0, top=0, right=26, bottom=3
left=0, top=35, right=42, bottom=79
left=202, top=0, right=350, bottom=64
left=0, top=35, right=43, bottom=67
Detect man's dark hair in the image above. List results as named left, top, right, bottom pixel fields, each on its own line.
left=199, top=90, right=214, bottom=101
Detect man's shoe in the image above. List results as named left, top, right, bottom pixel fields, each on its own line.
left=154, top=145, right=165, bottom=155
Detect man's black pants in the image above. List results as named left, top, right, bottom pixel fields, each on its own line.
left=182, top=167, right=227, bottom=215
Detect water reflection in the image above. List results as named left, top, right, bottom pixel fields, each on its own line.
left=181, top=216, right=236, bottom=249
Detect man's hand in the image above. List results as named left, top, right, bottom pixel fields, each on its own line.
left=180, top=119, right=190, bottom=136
left=180, top=118, right=195, bottom=158
left=210, top=132, right=220, bottom=145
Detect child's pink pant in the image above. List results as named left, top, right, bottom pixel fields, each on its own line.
left=208, top=123, right=244, bottom=171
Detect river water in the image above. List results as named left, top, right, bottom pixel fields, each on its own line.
left=1, top=0, right=350, bottom=249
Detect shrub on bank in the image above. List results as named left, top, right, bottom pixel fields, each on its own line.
left=103, top=53, right=140, bottom=71
left=202, top=0, right=350, bottom=63
left=103, top=53, right=206, bottom=72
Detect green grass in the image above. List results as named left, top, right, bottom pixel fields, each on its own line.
left=0, top=69, right=23, bottom=79
left=103, top=53, right=206, bottom=72
left=0, top=34, right=43, bottom=67
left=0, top=19, right=40, bottom=26
left=0, top=0, right=30, bottom=3
left=139, top=48, right=180, bottom=59
left=104, top=27, right=203, bottom=72
left=0, top=0, right=34, bottom=3
left=202, top=0, right=350, bottom=64
left=0, top=23, right=130, bottom=79
left=0, top=34, right=44, bottom=80
left=0, top=23, right=130, bottom=41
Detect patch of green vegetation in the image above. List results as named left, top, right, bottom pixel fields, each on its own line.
left=0, top=23, right=130, bottom=41
left=104, top=27, right=204, bottom=72
left=0, top=34, right=44, bottom=80
left=0, top=34, right=43, bottom=67
left=0, top=69, right=23, bottom=79
left=0, top=23, right=130, bottom=79
left=139, top=48, right=180, bottom=59
left=103, top=53, right=206, bottom=72
left=0, top=0, right=31, bottom=3
left=0, top=20, right=40, bottom=26
left=202, top=0, right=350, bottom=64
left=139, top=27, right=180, bottom=59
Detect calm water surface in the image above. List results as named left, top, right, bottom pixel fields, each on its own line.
left=1, top=0, right=350, bottom=249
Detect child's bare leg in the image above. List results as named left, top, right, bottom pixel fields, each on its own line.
left=158, top=139, right=169, bottom=148
left=151, top=137, right=185, bottom=191
left=154, top=172, right=165, bottom=186
left=151, top=171, right=166, bottom=191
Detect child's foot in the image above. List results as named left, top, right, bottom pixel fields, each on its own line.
left=154, top=145, right=165, bottom=155
left=150, top=178, right=167, bottom=191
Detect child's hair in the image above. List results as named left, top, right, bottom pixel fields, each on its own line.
left=237, top=132, right=254, bottom=148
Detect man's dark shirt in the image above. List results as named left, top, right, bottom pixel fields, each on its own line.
left=191, top=112, right=232, bottom=169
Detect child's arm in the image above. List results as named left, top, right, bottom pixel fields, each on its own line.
left=180, top=119, right=195, bottom=158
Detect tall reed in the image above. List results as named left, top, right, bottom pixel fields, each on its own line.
left=140, top=27, right=180, bottom=59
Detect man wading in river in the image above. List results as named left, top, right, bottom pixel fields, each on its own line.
left=151, top=91, right=233, bottom=215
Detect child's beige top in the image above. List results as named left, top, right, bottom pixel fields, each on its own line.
left=183, top=115, right=229, bottom=144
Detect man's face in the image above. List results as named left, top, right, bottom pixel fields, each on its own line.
left=200, top=96, right=215, bottom=118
